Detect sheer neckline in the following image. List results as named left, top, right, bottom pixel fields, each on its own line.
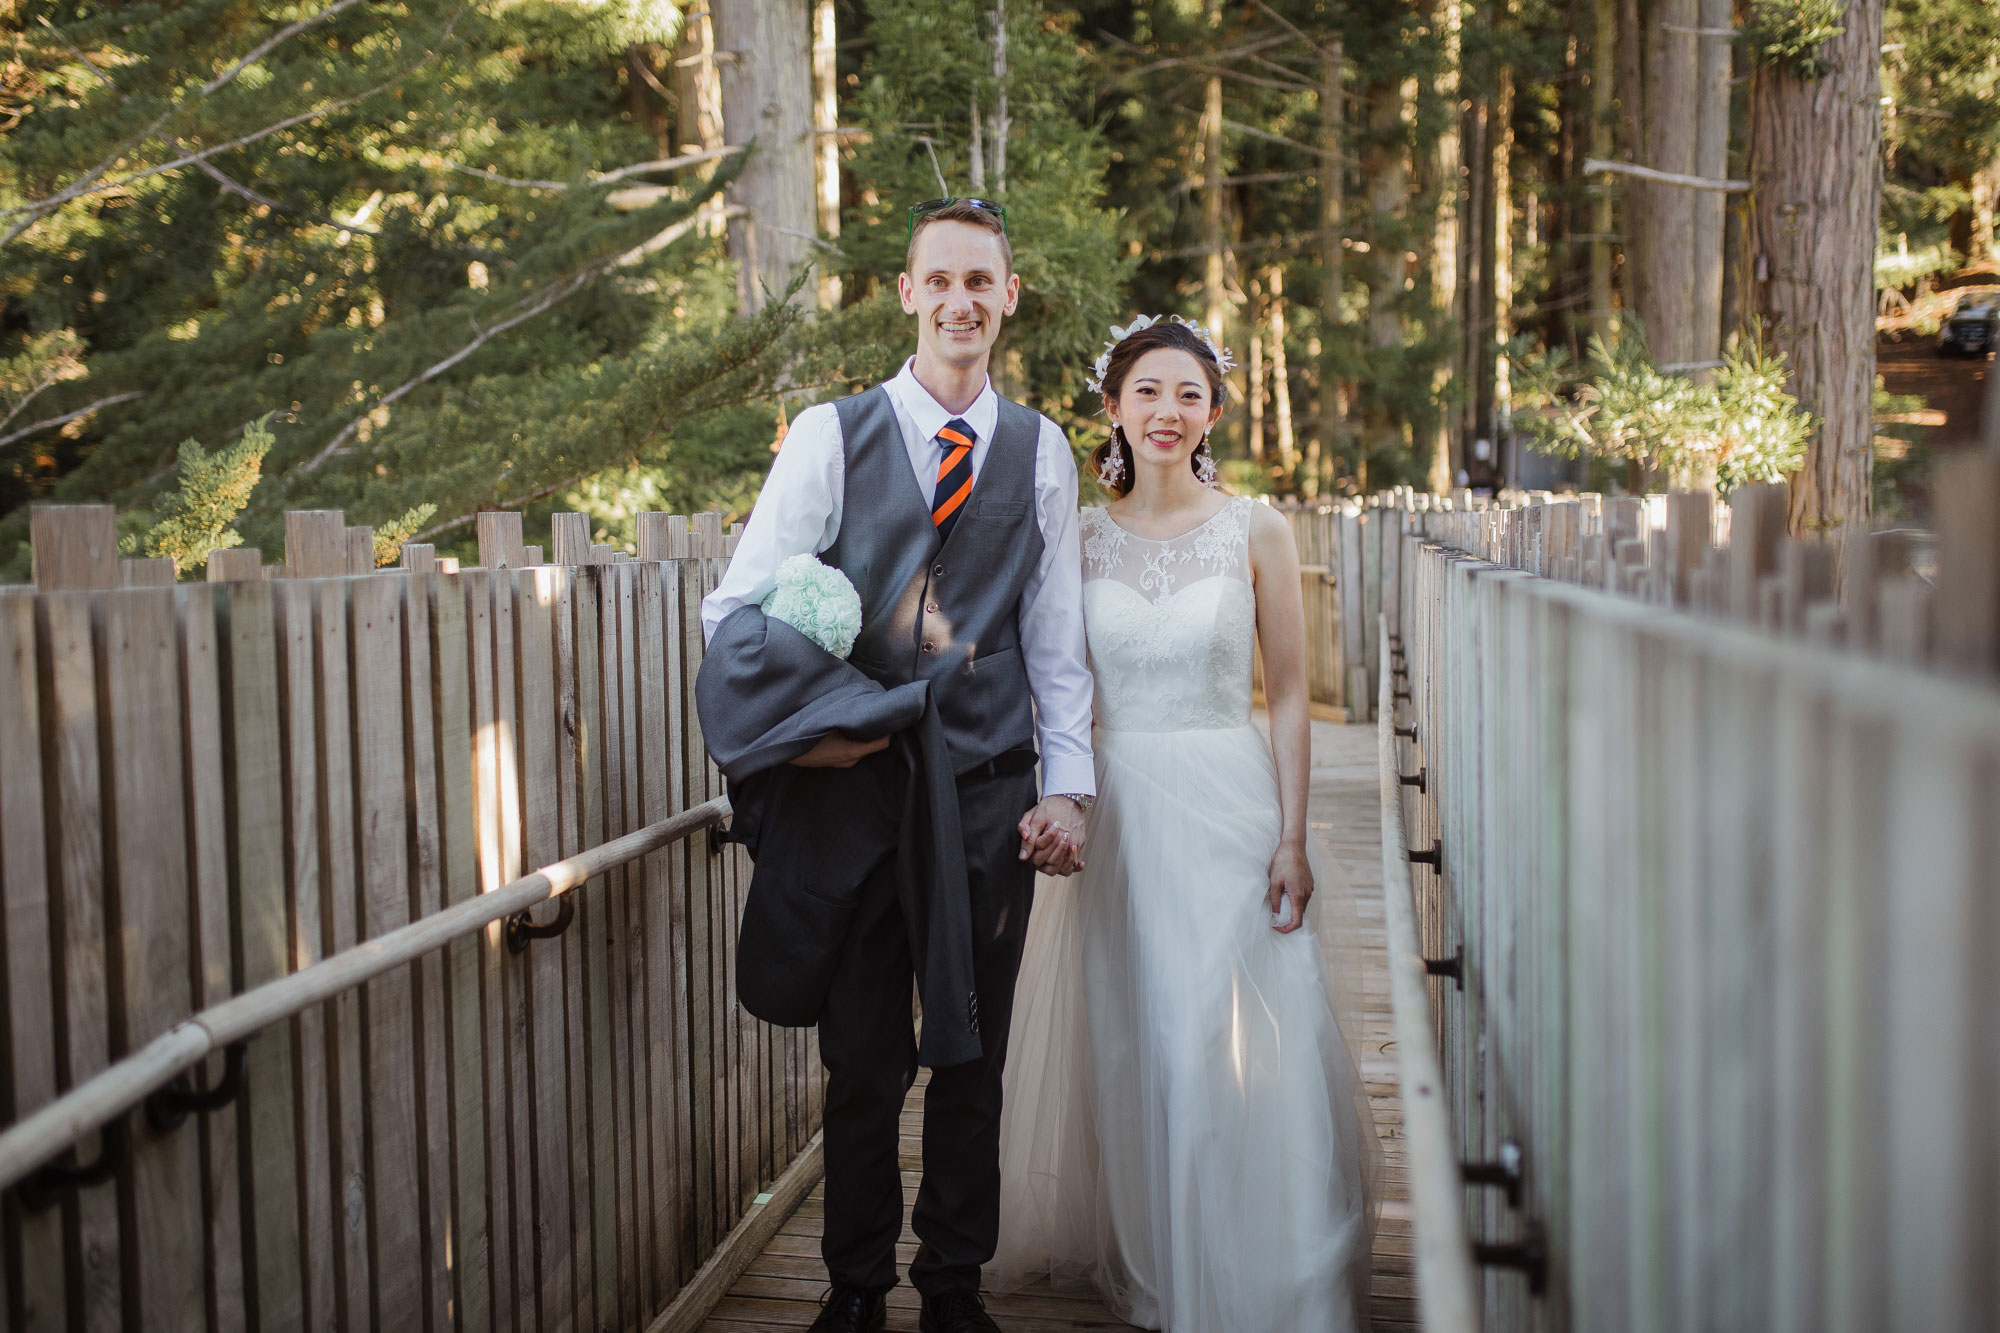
left=1096, top=495, right=1242, bottom=545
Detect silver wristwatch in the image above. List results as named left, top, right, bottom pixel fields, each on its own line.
left=1055, top=793, right=1094, bottom=813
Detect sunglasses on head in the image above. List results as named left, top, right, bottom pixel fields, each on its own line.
left=906, top=197, right=1010, bottom=244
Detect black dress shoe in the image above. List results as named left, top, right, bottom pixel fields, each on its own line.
left=919, top=1288, right=1002, bottom=1333
left=808, top=1284, right=887, bottom=1333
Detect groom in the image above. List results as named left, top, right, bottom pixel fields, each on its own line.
left=700, top=199, right=1095, bottom=1333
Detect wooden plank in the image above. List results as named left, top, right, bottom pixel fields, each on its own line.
left=175, top=585, right=246, bottom=1332
left=634, top=560, right=683, bottom=1300
left=477, top=512, right=527, bottom=571
left=551, top=513, right=592, bottom=567
left=1726, top=484, right=1785, bottom=623
left=488, top=566, right=539, bottom=1329
left=1665, top=490, right=1712, bottom=607
left=550, top=565, right=599, bottom=1331
left=219, top=580, right=306, bottom=1331
left=465, top=568, right=523, bottom=1329
left=309, top=577, right=372, bottom=1327
left=0, top=592, right=65, bottom=1332
left=345, top=526, right=375, bottom=575
left=1931, top=453, right=2000, bottom=677
left=1841, top=529, right=1912, bottom=654
left=600, top=562, right=646, bottom=1306
left=637, top=514, right=672, bottom=563
left=31, top=506, right=119, bottom=590
left=272, top=581, right=337, bottom=1326
left=120, top=556, right=176, bottom=586
left=285, top=510, right=348, bottom=579
left=1877, top=576, right=1933, bottom=667
left=350, top=576, right=423, bottom=1329
left=1778, top=541, right=1834, bottom=636
left=399, top=570, right=456, bottom=1333
left=523, top=545, right=544, bottom=567
left=678, top=558, right=718, bottom=1261
left=514, top=567, right=576, bottom=1329
left=430, top=571, right=494, bottom=1332
left=100, top=588, right=206, bottom=1323
left=572, top=566, right=624, bottom=1326
left=400, top=544, right=437, bottom=574
left=206, top=548, right=264, bottom=582
left=39, top=592, right=122, bottom=1330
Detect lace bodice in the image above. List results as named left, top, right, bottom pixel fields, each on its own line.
left=1081, top=495, right=1257, bottom=733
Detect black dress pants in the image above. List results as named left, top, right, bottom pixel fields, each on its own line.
left=816, top=764, right=1039, bottom=1297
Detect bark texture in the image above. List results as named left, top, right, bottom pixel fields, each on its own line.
left=1749, top=0, right=1885, bottom=540
left=716, top=0, right=818, bottom=313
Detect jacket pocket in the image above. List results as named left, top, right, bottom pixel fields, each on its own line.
left=975, top=499, right=1028, bottom=522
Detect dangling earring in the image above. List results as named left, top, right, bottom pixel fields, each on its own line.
left=1194, top=435, right=1219, bottom=488
left=1098, top=425, right=1129, bottom=488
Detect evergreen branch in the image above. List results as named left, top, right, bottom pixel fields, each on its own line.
left=1249, top=1, right=1340, bottom=62
left=439, top=145, right=740, bottom=192
left=2, top=0, right=386, bottom=245
left=301, top=269, right=599, bottom=471
left=200, top=0, right=368, bottom=97
left=0, top=391, right=146, bottom=451
left=1220, top=117, right=1345, bottom=162
left=2, top=16, right=456, bottom=248
left=192, top=159, right=384, bottom=234
left=1581, top=158, right=1750, bottom=192
left=304, top=203, right=729, bottom=473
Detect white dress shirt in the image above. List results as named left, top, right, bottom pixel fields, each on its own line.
left=701, top=358, right=1096, bottom=797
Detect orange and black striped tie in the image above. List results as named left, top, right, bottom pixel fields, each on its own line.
left=932, top=418, right=975, bottom=543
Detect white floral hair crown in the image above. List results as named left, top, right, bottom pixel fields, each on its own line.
left=1085, top=313, right=1237, bottom=395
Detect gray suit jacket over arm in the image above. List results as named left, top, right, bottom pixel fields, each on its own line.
left=695, top=604, right=983, bottom=1068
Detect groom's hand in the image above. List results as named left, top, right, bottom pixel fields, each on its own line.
left=789, top=733, right=891, bottom=768
left=1018, top=797, right=1086, bottom=876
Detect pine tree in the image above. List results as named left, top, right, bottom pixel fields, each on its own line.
left=0, top=0, right=888, bottom=575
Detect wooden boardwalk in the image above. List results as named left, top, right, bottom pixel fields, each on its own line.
left=700, top=719, right=1414, bottom=1332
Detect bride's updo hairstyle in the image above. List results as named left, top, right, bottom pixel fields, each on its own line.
left=1089, top=320, right=1226, bottom=497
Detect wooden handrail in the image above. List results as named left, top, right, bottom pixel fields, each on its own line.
left=0, top=795, right=732, bottom=1195
left=1376, top=616, right=1480, bottom=1329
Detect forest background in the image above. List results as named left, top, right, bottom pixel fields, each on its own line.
left=1, top=0, right=1995, bottom=576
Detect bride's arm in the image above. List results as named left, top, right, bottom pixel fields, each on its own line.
left=1248, top=505, right=1315, bottom=933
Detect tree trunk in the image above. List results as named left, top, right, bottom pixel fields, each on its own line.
left=1201, top=0, right=1227, bottom=346
left=716, top=0, right=817, bottom=314
left=674, top=6, right=727, bottom=237
left=1268, top=265, right=1297, bottom=486
left=1492, top=67, right=1514, bottom=455
left=1248, top=313, right=1267, bottom=465
left=1640, top=0, right=1699, bottom=366
left=1430, top=0, right=1462, bottom=492
left=1321, top=38, right=1352, bottom=494
left=988, top=0, right=1009, bottom=194
left=1688, top=0, right=1732, bottom=368
left=812, top=0, right=841, bottom=308
left=1363, top=76, right=1408, bottom=487
left=1590, top=0, right=1616, bottom=344
left=1749, top=0, right=1885, bottom=541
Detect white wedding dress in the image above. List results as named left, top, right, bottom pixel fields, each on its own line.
left=989, top=495, right=1376, bottom=1332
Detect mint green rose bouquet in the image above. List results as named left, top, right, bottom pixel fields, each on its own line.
left=761, top=553, right=864, bottom=660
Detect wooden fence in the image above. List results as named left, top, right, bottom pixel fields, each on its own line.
left=0, top=504, right=819, bottom=1332
left=1380, top=468, right=2000, bottom=1330
left=1276, top=499, right=1401, bottom=718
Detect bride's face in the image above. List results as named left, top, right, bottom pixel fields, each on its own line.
left=1107, top=347, right=1223, bottom=480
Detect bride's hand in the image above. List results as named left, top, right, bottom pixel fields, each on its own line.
left=1266, top=843, right=1313, bottom=933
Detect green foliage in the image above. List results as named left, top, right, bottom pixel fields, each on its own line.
left=1515, top=325, right=1816, bottom=494
left=125, top=415, right=273, bottom=573
left=1748, top=0, right=1848, bottom=79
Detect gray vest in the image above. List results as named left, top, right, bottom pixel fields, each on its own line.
left=824, top=385, right=1045, bottom=773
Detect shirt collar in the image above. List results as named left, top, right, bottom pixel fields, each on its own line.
left=889, top=357, right=999, bottom=446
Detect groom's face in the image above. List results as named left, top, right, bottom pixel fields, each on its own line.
left=900, top=221, right=1020, bottom=371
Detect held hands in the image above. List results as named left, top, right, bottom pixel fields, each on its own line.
left=1266, top=842, right=1314, bottom=933
left=1018, top=796, right=1088, bottom=876
left=788, top=732, right=891, bottom=768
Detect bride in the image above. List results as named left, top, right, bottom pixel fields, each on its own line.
left=991, top=316, right=1376, bottom=1332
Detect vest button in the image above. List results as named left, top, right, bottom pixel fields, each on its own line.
left=932, top=564, right=945, bottom=578
left=926, top=602, right=939, bottom=614
left=920, top=642, right=935, bottom=653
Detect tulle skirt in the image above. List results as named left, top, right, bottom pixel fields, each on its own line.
left=990, top=723, right=1376, bottom=1333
